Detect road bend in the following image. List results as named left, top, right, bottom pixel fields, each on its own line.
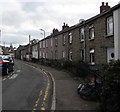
left=2, top=59, right=52, bottom=111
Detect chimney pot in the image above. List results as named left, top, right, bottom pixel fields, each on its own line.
left=106, top=2, right=108, bottom=6
left=102, top=2, right=104, bottom=6
left=62, top=23, right=69, bottom=30
left=100, top=2, right=110, bottom=13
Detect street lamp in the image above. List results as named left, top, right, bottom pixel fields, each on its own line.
left=40, top=29, right=45, bottom=39
left=39, top=29, right=46, bottom=63
left=40, top=29, right=46, bottom=49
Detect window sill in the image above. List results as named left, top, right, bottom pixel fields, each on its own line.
left=90, top=62, right=95, bottom=65
left=89, top=38, right=94, bottom=41
left=106, top=34, right=113, bottom=38
left=80, top=40, right=84, bottom=42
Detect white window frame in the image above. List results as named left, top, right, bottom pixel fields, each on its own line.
left=62, top=51, right=66, bottom=58
left=43, top=41, right=45, bottom=48
left=69, top=51, right=72, bottom=61
left=80, top=28, right=85, bottom=41
left=90, top=49, right=95, bottom=65
left=46, top=52, right=48, bottom=58
left=43, top=52, right=45, bottom=58
left=107, top=16, right=113, bottom=36
left=51, top=38, right=53, bottom=47
left=80, top=49, right=84, bottom=61
left=46, top=40, right=48, bottom=48
left=55, top=50, right=58, bottom=59
left=55, top=37, right=58, bottom=46
left=35, top=45, right=37, bottom=52
left=39, top=51, right=42, bottom=57
left=69, top=32, right=72, bottom=44
left=89, top=24, right=94, bottom=40
left=63, top=35, right=66, bottom=45
left=40, top=42, right=42, bottom=48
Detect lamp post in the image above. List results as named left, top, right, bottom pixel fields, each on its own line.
left=40, top=29, right=46, bottom=63
left=40, top=29, right=45, bottom=39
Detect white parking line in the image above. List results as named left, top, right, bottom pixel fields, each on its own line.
left=9, top=74, right=18, bottom=79
left=3, top=78, right=6, bottom=81
left=16, top=70, right=21, bottom=73
left=7, top=75, right=10, bottom=78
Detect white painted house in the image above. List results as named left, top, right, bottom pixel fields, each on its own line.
left=32, top=43, right=38, bottom=59
left=114, top=5, right=120, bottom=60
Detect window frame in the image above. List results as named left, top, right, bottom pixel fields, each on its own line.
left=46, top=39, right=48, bottom=48
left=55, top=37, right=58, bottom=47
left=69, top=32, right=72, bottom=44
left=80, top=49, right=85, bottom=61
left=55, top=50, right=58, bottom=60
left=62, top=51, right=66, bottom=58
left=51, top=38, right=53, bottom=47
left=107, top=16, right=113, bottom=36
left=39, top=51, right=42, bottom=57
left=43, top=40, right=45, bottom=48
left=63, top=35, right=66, bottom=45
left=39, top=42, right=42, bottom=48
left=69, top=50, right=72, bottom=61
left=89, top=24, right=95, bottom=40
left=80, top=28, right=85, bottom=42
left=90, top=49, right=95, bottom=65
left=43, top=52, right=45, bottom=58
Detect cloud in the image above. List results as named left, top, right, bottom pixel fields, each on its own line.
left=0, top=0, right=119, bottom=47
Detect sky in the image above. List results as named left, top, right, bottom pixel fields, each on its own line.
left=0, top=0, right=119, bottom=48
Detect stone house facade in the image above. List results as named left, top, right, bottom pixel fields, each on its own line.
left=31, top=43, right=39, bottom=60
left=17, top=2, right=120, bottom=68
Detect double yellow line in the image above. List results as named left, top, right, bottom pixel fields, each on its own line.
left=25, top=63, right=50, bottom=111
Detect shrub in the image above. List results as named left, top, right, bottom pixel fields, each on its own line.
left=99, top=60, right=120, bottom=112
left=60, top=58, right=72, bottom=70
left=72, top=59, right=90, bottom=77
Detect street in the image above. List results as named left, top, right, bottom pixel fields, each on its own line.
left=1, top=59, right=99, bottom=111
left=2, top=60, right=52, bottom=111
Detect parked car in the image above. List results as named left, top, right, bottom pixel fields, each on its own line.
left=7, top=55, right=14, bottom=65
left=0, top=55, right=14, bottom=76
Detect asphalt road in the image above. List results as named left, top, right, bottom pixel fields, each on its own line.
left=2, top=60, right=52, bottom=111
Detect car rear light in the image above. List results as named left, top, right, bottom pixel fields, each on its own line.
left=0, top=61, right=5, bottom=64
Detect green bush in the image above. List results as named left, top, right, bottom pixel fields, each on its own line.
left=60, top=58, right=72, bottom=70
left=99, top=60, right=120, bottom=112
left=72, top=59, right=90, bottom=77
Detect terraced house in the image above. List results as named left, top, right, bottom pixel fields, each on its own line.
left=17, top=2, right=120, bottom=68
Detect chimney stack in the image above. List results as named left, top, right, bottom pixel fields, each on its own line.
left=100, top=2, right=110, bottom=13
left=53, top=28, right=59, bottom=34
left=62, top=22, right=69, bottom=30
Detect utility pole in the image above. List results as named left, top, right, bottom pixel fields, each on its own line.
left=29, top=34, right=31, bottom=44
left=29, top=35, right=31, bottom=61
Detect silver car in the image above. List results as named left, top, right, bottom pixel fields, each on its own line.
left=0, top=55, right=14, bottom=76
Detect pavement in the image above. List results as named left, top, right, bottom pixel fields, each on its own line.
left=25, top=61, right=99, bottom=111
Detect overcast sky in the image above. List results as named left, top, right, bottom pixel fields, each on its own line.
left=0, top=0, right=119, bottom=48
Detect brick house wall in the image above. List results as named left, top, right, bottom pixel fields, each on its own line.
left=16, top=2, right=120, bottom=67
left=85, top=12, right=114, bottom=66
